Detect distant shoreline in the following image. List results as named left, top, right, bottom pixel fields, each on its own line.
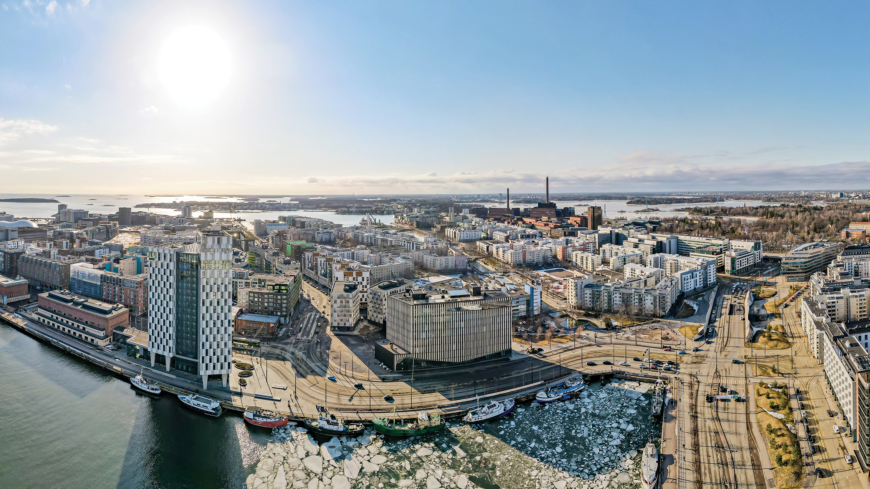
left=0, top=198, right=59, bottom=203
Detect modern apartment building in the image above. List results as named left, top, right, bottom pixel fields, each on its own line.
left=70, top=262, right=104, bottom=299
left=782, top=242, right=840, bottom=281
left=237, top=273, right=301, bottom=325
left=34, top=290, right=128, bottom=347
left=524, top=281, right=542, bottom=316
left=580, top=276, right=678, bottom=317
left=101, top=272, right=148, bottom=316
left=571, top=251, right=601, bottom=272
left=147, top=231, right=233, bottom=388
left=380, top=287, right=512, bottom=369
left=368, top=279, right=412, bottom=325
left=330, top=282, right=360, bottom=332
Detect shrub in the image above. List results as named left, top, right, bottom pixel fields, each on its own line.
left=775, top=453, right=783, bottom=466
left=766, top=423, right=773, bottom=435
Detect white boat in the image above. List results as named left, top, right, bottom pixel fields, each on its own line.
left=535, top=378, right=585, bottom=403
left=130, top=374, right=162, bottom=395
left=464, top=398, right=517, bottom=423
left=641, top=442, right=658, bottom=489
left=178, top=394, right=223, bottom=417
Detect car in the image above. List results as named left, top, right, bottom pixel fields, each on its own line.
left=639, top=364, right=649, bottom=369
left=620, top=361, right=629, bottom=367
left=705, top=394, right=714, bottom=403
left=354, top=383, right=364, bottom=390
left=678, top=350, right=687, bottom=355
left=846, top=455, right=854, bottom=464
left=719, top=385, right=728, bottom=393
left=383, top=395, right=394, bottom=402
left=692, top=347, right=700, bottom=352
left=586, top=361, right=596, bottom=366
left=815, top=467, right=823, bottom=478
left=799, top=402, right=804, bottom=409
left=834, top=425, right=840, bottom=434
left=328, top=376, right=337, bottom=383
left=736, top=396, right=747, bottom=402
left=663, top=347, right=671, bottom=352
left=663, top=365, right=673, bottom=371
left=666, top=360, right=676, bottom=365
left=795, top=387, right=800, bottom=395
left=731, top=359, right=742, bottom=364
left=649, top=364, right=659, bottom=369
left=633, top=357, right=642, bottom=362
left=797, top=394, right=802, bottom=401
left=603, top=360, right=613, bottom=365
left=653, top=360, right=663, bottom=364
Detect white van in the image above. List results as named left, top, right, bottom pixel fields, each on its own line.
left=834, top=425, right=840, bottom=434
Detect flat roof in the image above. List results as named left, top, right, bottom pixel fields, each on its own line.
left=237, top=313, right=281, bottom=323
left=42, top=290, right=127, bottom=317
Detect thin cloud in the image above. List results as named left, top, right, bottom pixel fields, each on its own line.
left=141, top=105, right=159, bottom=115
left=45, top=0, right=57, bottom=15
left=0, top=118, right=57, bottom=146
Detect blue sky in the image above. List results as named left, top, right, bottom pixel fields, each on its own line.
left=2, top=0, right=870, bottom=194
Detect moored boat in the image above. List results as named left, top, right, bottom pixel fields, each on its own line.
left=464, top=399, right=516, bottom=423
left=130, top=374, right=162, bottom=395
left=244, top=408, right=290, bottom=428
left=372, top=411, right=445, bottom=437
left=535, top=378, right=585, bottom=403
left=178, top=394, right=222, bottom=417
left=302, top=414, right=364, bottom=437
left=641, top=442, right=659, bottom=489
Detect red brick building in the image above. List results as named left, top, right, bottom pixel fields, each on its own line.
left=100, top=272, right=148, bottom=316
left=234, top=312, right=280, bottom=337
left=35, top=291, right=129, bottom=346
left=0, top=275, right=29, bottom=305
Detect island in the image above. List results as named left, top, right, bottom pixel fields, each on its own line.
left=0, top=198, right=59, bottom=203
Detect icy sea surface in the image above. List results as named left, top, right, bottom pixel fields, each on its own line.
left=247, top=381, right=660, bottom=489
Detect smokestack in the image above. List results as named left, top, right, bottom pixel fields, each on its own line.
left=546, top=177, right=549, bottom=203
left=507, top=188, right=510, bottom=209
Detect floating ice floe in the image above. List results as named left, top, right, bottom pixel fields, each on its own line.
left=247, top=383, right=658, bottom=489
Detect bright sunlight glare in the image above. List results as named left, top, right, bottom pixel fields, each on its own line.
left=158, top=26, right=231, bottom=108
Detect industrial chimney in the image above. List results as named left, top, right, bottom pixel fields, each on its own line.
left=546, top=176, right=549, bottom=203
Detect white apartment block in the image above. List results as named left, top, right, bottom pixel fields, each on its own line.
left=147, top=231, right=233, bottom=389
left=330, top=282, right=360, bottom=331
left=445, top=227, right=482, bottom=242
left=423, top=253, right=457, bottom=271
left=572, top=251, right=602, bottom=272
left=566, top=274, right=594, bottom=309
left=609, top=252, right=643, bottom=271
left=623, top=263, right=664, bottom=281
left=368, top=279, right=412, bottom=325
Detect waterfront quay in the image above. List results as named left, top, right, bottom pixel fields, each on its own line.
left=0, top=303, right=675, bottom=420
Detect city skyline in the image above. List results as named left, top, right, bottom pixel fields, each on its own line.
left=5, top=1, right=870, bottom=194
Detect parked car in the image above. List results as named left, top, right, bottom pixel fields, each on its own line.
left=678, top=350, right=687, bottom=355
left=692, top=347, right=700, bottom=352
left=639, top=364, right=649, bottom=370
left=586, top=361, right=596, bottom=366
left=719, top=385, right=728, bottom=393
left=663, top=347, right=671, bottom=352
left=815, top=467, right=823, bottom=477
left=354, top=383, right=364, bottom=390
left=619, top=361, right=629, bottom=367
left=732, top=359, right=742, bottom=364
left=633, top=357, right=642, bottom=362
left=327, top=376, right=337, bottom=383
left=603, top=360, right=613, bottom=365
left=666, top=360, right=676, bottom=365
left=705, top=394, right=713, bottom=403
left=663, top=365, right=673, bottom=371
left=383, top=395, right=394, bottom=402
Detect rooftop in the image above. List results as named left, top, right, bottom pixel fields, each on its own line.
left=237, top=313, right=281, bottom=324
left=42, top=290, right=127, bottom=317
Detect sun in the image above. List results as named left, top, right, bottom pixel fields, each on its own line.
left=158, top=26, right=231, bottom=108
